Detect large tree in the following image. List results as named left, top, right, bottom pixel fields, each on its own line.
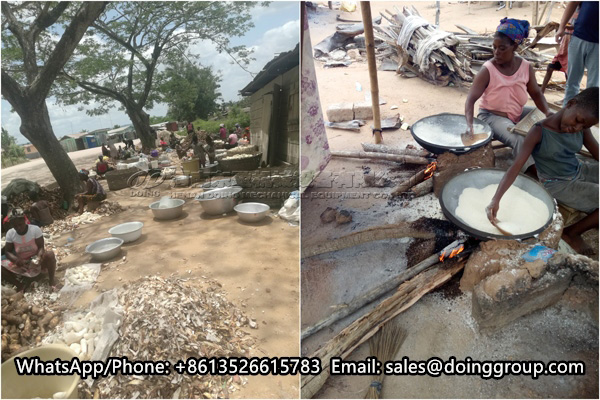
left=161, top=62, right=222, bottom=122
left=1, top=1, right=107, bottom=203
left=57, top=1, right=259, bottom=150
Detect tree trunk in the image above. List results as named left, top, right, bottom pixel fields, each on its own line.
left=125, top=105, right=155, bottom=151
left=19, top=101, right=81, bottom=205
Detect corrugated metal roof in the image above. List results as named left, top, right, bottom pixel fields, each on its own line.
left=240, top=44, right=299, bottom=96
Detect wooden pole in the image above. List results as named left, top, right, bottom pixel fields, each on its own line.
left=361, top=142, right=429, bottom=157
left=360, top=2, right=383, bottom=144
left=302, top=242, right=459, bottom=339
left=301, top=259, right=467, bottom=398
left=330, top=150, right=430, bottom=164
left=301, top=221, right=437, bottom=259
left=435, top=1, right=440, bottom=27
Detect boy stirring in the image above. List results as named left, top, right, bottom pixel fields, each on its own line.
left=487, top=87, right=598, bottom=255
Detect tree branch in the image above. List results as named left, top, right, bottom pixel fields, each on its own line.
left=92, top=20, right=150, bottom=69
left=29, top=2, right=107, bottom=99
left=31, top=2, right=69, bottom=40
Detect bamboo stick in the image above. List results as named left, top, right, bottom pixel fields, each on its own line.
left=301, top=259, right=467, bottom=398
left=301, top=245, right=456, bottom=339
left=301, top=221, right=436, bottom=259
left=331, top=151, right=430, bottom=164
left=361, top=2, right=383, bottom=144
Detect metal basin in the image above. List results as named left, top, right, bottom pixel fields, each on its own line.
left=85, top=237, right=124, bottom=261
left=201, top=177, right=237, bottom=189
left=234, top=202, right=270, bottom=222
left=411, top=113, right=492, bottom=154
left=195, top=186, right=243, bottom=215
left=173, top=175, right=191, bottom=187
left=108, top=222, right=144, bottom=243
left=439, top=168, right=555, bottom=240
left=149, top=198, right=185, bottom=220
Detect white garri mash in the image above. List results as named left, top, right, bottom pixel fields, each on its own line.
left=455, top=184, right=550, bottom=235
left=413, top=121, right=490, bottom=147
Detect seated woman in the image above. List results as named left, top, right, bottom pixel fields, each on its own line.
left=1, top=209, right=56, bottom=292
left=487, top=87, right=598, bottom=255
left=465, top=18, right=552, bottom=173
left=95, top=155, right=113, bottom=176
left=75, top=171, right=107, bottom=214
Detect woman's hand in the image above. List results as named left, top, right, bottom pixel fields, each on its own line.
left=15, top=257, right=26, bottom=268
left=486, top=199, right=500, bottom=225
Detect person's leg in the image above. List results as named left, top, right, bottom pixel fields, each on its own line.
left=563, top=35, right=587, bottom=106
left=583, top=41, right=599, bottom=88
left=1, top=266, right=23, bottom=290
left=40, top=250, right=56, bottom=288
left=563, top=209, right=598, bottom=255
left=478, top=109, right=534, bottom=170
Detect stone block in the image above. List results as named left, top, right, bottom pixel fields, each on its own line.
left=326, top=103, right=354, bottom=122
left=353, top=102, right=373, bottom=120
left=460, top=240, right=530, bottom=292
left=472, top=267, right=573, bottom=331
left=347, top=49, right=362, bottom=60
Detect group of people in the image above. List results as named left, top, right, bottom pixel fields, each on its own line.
left=220, top=123, right=251, bottom=149
left=463, top=4, right=598, bottom=255
left=0, top=171, right=106, bottom=292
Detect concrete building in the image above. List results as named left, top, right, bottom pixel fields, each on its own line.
left=22, top=143, right=40, bottom=159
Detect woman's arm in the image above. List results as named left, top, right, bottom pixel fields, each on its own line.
left=527, top=64, right=551, bottom=116
left=583, top=128, right=599, bottom=161
left=465, top=67, right=490, bottom=134
left=487, top=124, right=543, bottom=223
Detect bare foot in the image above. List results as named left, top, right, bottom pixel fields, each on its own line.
left=562, top=232, right=595, bottom=256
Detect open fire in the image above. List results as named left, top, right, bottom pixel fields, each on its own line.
left=424, top=161, right=437, bottom=180
left=439, top=244, right=465, bottom=262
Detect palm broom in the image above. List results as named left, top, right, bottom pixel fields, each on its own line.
left=364, top=322, right=407, bottom=399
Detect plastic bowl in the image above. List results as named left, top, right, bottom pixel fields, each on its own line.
left=149, top=198, right=185, bottom=220
left=85, top=237, right=124, bottom=261
left=195, top=186, right=243, bottom=215
left=108, top=222, right=144, bottom=243
left=1, top=345, right=80, bottom=399
left=234, top=202, right=270, bottom=223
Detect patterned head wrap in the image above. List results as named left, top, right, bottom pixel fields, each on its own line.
left=10, top=208, right=25, bottom=220
left=496, top=18, right=530, bottom=45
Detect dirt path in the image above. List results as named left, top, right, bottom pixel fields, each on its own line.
left=1, top=139, right=137, bottom=189
left=50, top=180, right=299, bottom=398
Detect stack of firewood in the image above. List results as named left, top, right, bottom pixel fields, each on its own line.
left=10, top=187, right=68, bottom=220
left=374, top=6, right=549, bottom=87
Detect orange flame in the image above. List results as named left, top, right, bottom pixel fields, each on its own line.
left=424, top=162, right=437, bottom=180
left=439, top=244, right=465, bottom=262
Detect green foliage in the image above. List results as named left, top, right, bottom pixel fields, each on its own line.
left=161, top=62, right=222, bottom=122
left=192, top=104, right=250, bottom=135
left=55, top=2, right=259, bottom=118
left=149, top=115, right=171, bottom=125
left=1, top=127, right=28, bottom=167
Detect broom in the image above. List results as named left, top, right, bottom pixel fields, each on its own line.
left=364, top=322, right=407, bottom=399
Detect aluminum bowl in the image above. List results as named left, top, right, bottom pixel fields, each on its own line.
left=85, top=237, right=124, bottom=261
left=201, top=177, right=237, bottom=189
left=173, top=175, right=191, bottom=187
left=195, top=186, right=243, bottom=215
left=149, top=198, right=185, bottom=220
left=108, top=222, right=144, bottom=243
left=234, top=202, right=270, bottom=223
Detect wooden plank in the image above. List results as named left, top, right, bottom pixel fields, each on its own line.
left=301, top=259, right=467, bottom=398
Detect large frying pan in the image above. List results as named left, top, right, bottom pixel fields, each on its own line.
left=411, top=113, right=493, bottom=154
left=439, top=168, right=556, bottom=241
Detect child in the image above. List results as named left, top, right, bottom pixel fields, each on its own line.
left=487, top=87, right=598, bottom=255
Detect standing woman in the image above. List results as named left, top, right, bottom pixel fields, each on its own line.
left=465, top=18, right=551, bottom=172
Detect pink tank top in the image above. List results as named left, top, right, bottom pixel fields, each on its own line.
left=480, top=59, right=530, bottom=123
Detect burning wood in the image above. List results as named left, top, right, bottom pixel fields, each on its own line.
left=424, top=161, right=437, bottom=180
left=391, top=168, right=426, bottom=196
left=439, top=243, right=465, bottom=262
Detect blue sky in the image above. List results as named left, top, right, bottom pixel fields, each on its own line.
left=1, top=2, right=300, bottom=144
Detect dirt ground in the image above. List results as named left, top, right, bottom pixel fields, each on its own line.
left=3, top=155, right=299, bottom=398
left=302, top=2, right=598, bottom=398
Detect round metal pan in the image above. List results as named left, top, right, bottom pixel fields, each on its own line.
left=439, top=168, right=556, bottom=241
left=411, top=113, right=493, bottom=154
